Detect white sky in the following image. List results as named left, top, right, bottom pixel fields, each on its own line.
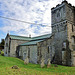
left=0, top=0, right=75, bottom=38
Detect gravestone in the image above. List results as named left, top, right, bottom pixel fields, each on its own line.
left=12, top=65, right=19, bottom=69
left=24, top=56, right=29, bottom=65
left=47, top=58, right=51, bottom=68
left=40, top=58, right=45, bottom=68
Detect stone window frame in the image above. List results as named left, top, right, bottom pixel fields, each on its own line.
left=37, top=48, right=40, bottom=56
left=5, top=49, right=7, bottom=54
left=6, top=43, right=8, bottom=47
left=28, top=48, right=30, bottom=58
left=23, top=52, right=27, bottom=60
left=62, top=41, right=66, bottom=51
left=72, top=36, right=75, bottom=44
left=19, top=47, right=22, bottom=56
left=47, top=46, right=50, bottom=53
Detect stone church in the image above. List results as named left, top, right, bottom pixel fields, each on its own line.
left=4, top=0, right=75, bottom=66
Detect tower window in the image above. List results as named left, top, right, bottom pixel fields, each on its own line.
left=57, top=12, right=60, bottom=17
left=47, top=46, right=50, bottom=53
left=6, top=43, right=8, bottom=47
left=58, top=26, right=59, bottom=32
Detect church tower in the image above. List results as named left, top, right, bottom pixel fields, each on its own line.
left=51, top=0, right=75, bottom=66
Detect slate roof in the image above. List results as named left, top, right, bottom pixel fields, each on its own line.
left=32, top=34, right=51, bottom=40
left=10, top=35, right=32, bottom=41
left=7, top=34, right=51, bottom=46
left=20, top=34, right=51, bottom=46
left=20, top=40, right=43, bottom=46
left=9, top=34, right=51, bottom=41
left=9, top=34, right=51, bottom=46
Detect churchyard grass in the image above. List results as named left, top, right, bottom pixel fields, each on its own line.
left=0, top=56, right=75, bottom=75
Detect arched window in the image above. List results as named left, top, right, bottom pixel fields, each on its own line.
left=28, top=48, right=30, bottom=58
left=62, top=42, right=66, bottom=51
left=47, top=46, right=50, bottom=53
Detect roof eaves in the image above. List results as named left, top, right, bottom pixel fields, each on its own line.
left=20, top=40, right=43, bottom=46
left=9, top=35, right=32, bottom=40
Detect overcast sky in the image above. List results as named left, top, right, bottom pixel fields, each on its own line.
left=0, top=0, right=75, bottom=42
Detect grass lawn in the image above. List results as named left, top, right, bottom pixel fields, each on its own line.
left=0, top=56, right=75, bottom=75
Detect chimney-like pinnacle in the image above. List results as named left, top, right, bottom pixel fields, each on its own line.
left=29, top=34, right=31, bottom=38
left=62, top=0, right=68, bottom=3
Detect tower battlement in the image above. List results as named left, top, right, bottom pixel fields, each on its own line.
left=51, top=0, right=75, bottom=10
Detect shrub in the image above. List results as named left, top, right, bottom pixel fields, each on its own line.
left=1, top=51, right=4, bottom=56
left=0, top=51, right=1, bottom=54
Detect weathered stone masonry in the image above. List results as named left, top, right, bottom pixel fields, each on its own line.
left=4, top=34, right=31, bottom=57
left=4, top=0, right=75, bottom=66
left=51, top=0, right=75, bottom=66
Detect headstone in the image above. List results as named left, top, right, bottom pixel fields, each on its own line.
left=54, top=64, right=58, bottom=67
left=40, top=58, right=45, bottom=68
left=24, top=57, right=29, bottom=65
left=11, top=65, right=19, bottom=69
left=47, top=58, right=51, bottom=68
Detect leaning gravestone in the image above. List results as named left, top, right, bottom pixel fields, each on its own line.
left=12, top=65, right=19, bottom=69
left=24, top=57, right=29, bottom=65
left=40, top=58, right=45, bottom=68
left=47, top=58, right=51, bottom=68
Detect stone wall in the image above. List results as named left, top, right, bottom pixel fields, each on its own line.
left=37, top=37, right=55, bottom=64
left=65, top=2, right=75, bottom=66
left=19, top=45, right=37, bottom=64
left=51, top=6, right=68, bottom=64
left=51, top=4, right=66, bottom=25
left=67, top=21, right=75, bottom=66
left=66, top=3, right=75, bottom=23
left=10, top=39, right=28, bottom=57
left=51, top=1, right=69, bottom=65
left=4, top=0, right=75, bottom=66
left=4, top=35, right=10, bottom=56
left=49, top=1, right=75, bottom=66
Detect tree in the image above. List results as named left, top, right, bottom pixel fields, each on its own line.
left=0, top=39, right=5, bottom=45
left=0, top=39, right=5, bottom=49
